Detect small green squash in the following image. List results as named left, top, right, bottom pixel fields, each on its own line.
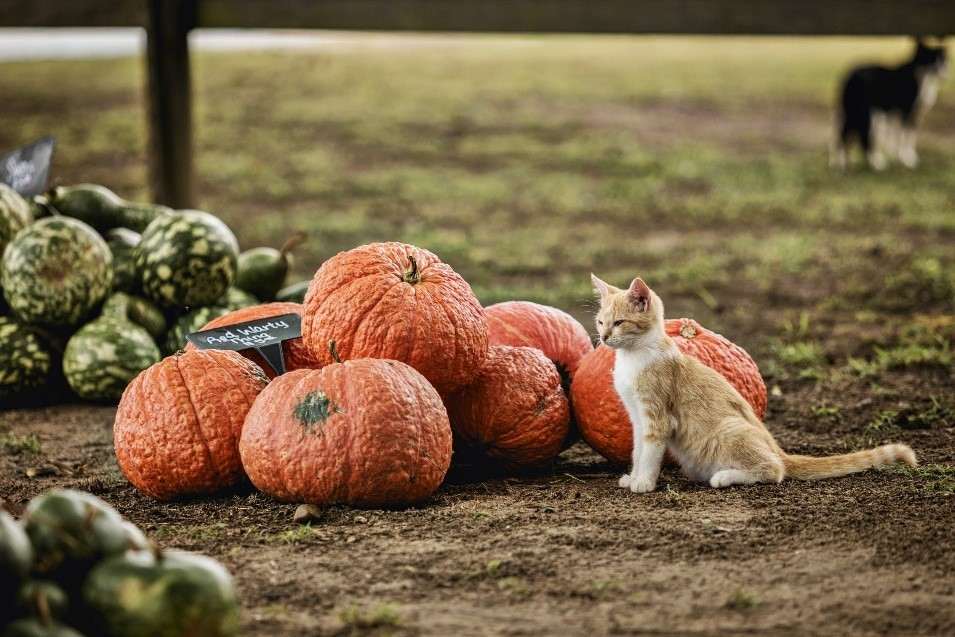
left=234, top=231, right=307, bottom=302
left=218, top=286, right=259, bottom=312
left=1, top=216, right=112, bottom=327
left=46, top=184, right=172, bottom=233
left=82, top=549, right=240, bottom=637
left=274, top=279, right=310, bottom=303
left=62, top=293, right=162, bottom=402
left=134, top=210, right=239, bottom=309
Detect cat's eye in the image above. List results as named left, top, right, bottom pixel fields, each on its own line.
left=596, top=319, right=603, bottom=326
left=613, top=320, right=624, bottom=327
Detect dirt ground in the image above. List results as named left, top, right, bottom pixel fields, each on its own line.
left=2, top=346, right=953, bottom=636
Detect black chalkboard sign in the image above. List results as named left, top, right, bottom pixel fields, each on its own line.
left=186, top=313, right=302, bottom=376
left=0, top=135, right=56, bottom=197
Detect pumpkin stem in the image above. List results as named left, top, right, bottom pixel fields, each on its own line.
left=679, top=323, right=697, bottom=339
left=328, top=340, right=342, bottom=364
left=402, top=254, right=421, bottom=285
left=279, top=230, right=308, bottom=257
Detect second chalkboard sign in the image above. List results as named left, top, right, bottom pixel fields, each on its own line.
left=186, top=313, right=301, bottom=376
left=0, top=135, right=56, bottom=196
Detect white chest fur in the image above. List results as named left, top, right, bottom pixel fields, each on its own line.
left=612, top=347, right=655, bottom=425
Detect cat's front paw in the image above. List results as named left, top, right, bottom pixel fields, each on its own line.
left=618, top=473, right=635, bottom=489
left=629, top=478, right=657, bottom=493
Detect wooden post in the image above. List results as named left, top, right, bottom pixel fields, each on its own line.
left=145, top=0, right=196, bottom=208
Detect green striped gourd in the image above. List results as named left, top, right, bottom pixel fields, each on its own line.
left=134, top=210, right=239, bottom=309
left=0, top=182, right=33, bottom=257
left=0, top=316, right=53, bottom=401
left=62, top=293, right=162, bottom=402
left=105, top=228, right=141, bottom=294
left=21, top=489, right=132, bottom=590
left=123, top=294, right=167, bottom=341
left=219, top=286, right=259, bottom=311
left=82, top=549, right=240, bottom=637
left=163, top=305, right=230, bottom=355
left=46, top=184, right=172, bottom=233
left=1, top=216, right=112, bottom=326
left=0, top=509, right=34, bottom=613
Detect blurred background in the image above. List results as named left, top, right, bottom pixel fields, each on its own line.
left=1, top=27, right=952, bottom=365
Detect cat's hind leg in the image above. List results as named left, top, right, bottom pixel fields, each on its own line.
left=710, top=458, right=784, bottom=488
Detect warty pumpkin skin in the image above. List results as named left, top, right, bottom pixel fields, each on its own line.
left=485, top=300, right=594, bottom=384
left=485, top=300, right=594, bottom=449
left=570, top=345, right=631, bottom=465
left=113, top=349, right=269, bottom=500
left=572, top=320, right=767, bottom=465
left=446, top=345, right=570, bottom=469
left=300, top=242, right=489, bottom=395
left=666, top=317, right=767, bottom=419
left=239, top=358, right=452, bottom=508
left=183, top=301, right=318, bottom=378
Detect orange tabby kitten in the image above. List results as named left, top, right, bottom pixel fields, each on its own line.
left=591, top=274, right=917, bottom=492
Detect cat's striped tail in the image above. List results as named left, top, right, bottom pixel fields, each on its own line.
left=782, top=444, right=916, bottom=480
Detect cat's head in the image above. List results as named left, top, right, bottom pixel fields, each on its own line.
left=914, top=38, right=947, bottom=75
left=591, top=274, right=664, bottom=349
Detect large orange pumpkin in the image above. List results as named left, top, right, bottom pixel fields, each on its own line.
left=183, top=301, right=317, bottom=378
left=300, top=243, right=488, bottom=396
left=114, top=350, right=269, bottom=500
left=667, top=318, right=767, bottom=417
left=445, top=345, right=570, bottom=469
left=485, top=300, right=594, bottom=449
left=484, top=300, right=594, bottom=386
left=239, top=358, right=452, bottom=508
left=572, top=319, right=767, bottom=465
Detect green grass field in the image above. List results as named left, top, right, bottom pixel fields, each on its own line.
left=2, top=35, right=954, bottom=636
left=1, top=34, right=952, bottom=357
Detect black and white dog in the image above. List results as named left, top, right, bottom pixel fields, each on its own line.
left=831, top=39, right=947, bottom=170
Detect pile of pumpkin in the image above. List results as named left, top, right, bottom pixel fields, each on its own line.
left=1, top=488, right=239, bottom=637
left=112, top=240, right=768, bottom=508
left=0, top=182, right=310, bottom=408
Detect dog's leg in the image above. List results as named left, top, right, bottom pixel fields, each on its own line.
left=898, top=125, right=919, bottom=169
left=863, top=111, right=886, bottom=171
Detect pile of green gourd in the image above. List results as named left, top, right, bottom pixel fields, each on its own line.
left=0, top=182, right=309, bottom=406
left=0, top=488, right=239, bottom=637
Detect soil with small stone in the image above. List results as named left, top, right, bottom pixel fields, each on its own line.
left=2, top=312, right=953, bottom=636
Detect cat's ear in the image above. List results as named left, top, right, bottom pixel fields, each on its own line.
left=627, top=278, right=651, bottom=312
left=591, top=273, right=612, bottom=301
